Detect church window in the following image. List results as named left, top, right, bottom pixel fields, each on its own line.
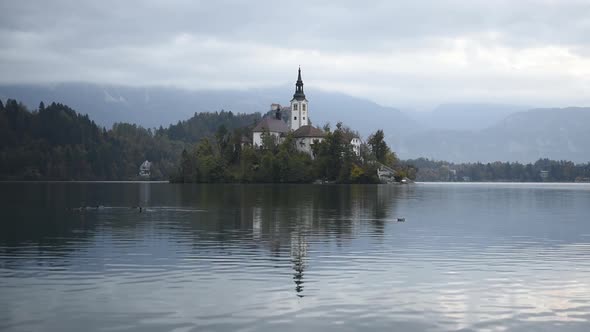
left=293, top=104, right=298, bottom=111
left=302, top=104, right=306, bottom=111
left=294, top=116, right=297, bottom=120
left=303, top=117, right=305, bottom=120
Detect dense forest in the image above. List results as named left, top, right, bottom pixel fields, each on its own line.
left=162, top=110, right=260, bottom=142
left=0, top=99, right=178, bottom=180
left=0, top=99, right=259, bottom=180
left=406, top=158, right=590, bottom=182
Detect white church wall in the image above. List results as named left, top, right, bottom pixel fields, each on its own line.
left=253, top=132, right=283, bottom=148
left=295, top=137, right=323, bottom=158
left=253, top=132, right=263, bottom=147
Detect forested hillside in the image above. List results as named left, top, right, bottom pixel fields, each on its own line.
left=0, top=99, right=270, bottom=180
left=164, top=111, right=261, bottom=142
left=407, top=158, right=590, bottom=182
left=0, top=99, right=185, bottom=180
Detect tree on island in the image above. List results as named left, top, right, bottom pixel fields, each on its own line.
left=367, top=129, right=398, bottom=167
left=173, top=121, right=392, bottom=183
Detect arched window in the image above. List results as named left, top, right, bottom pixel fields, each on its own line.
left=302, top=104, right=306, bottom=111
left=294, top=116, right=297, bottom=120
left=293, top=104, right=298, bottom=111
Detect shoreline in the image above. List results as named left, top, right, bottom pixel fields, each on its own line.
left=0, top=180, right=170, bottom=183
left=1, top=180, right=589, bottom=185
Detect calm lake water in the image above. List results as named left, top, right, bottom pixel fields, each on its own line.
left=1, top=182, right=590, bottom=332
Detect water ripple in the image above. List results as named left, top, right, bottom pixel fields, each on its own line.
left=1, top=183, right=590, bottom=331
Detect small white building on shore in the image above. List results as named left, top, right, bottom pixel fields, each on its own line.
left=139, top=160, right=151, bottom=177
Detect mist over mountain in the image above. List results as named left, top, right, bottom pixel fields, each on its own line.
left=0, top=82, right=417, bottom=138
left=2, top=83, right=589, bottom=163
left=406, top=103, right=529, bottom=131
left=0, top=83, right=273, bottom=129
left=398, top=107, right=590, bottom=163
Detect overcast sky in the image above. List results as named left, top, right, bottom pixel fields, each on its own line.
left=2, top=0, right=590, bottom=109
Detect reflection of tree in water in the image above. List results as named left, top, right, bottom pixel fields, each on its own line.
left=245, top=185, right=404, bottom=297
left=175, top=184, right=402, bottom=296
left=0, top=183, right=406, bottom=295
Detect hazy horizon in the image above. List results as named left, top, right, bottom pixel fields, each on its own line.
left=0, top=81, right=541, bottom=113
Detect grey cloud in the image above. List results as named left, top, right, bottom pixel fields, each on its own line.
left=4, top=1, right=590, bottom=51
left=2, top=0, right=590, bottom=107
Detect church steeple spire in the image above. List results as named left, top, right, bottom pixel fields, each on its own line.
left=290, top=66, right=309, bottom=131
left=293, top=66, right=306, bottom=101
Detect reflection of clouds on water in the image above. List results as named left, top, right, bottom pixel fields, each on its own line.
left=3, top=183, right=590, bottom=331
left=243, top=185, right=403, bottom=297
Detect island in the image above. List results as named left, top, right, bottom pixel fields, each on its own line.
left=171, top=68, right=413, bottom=184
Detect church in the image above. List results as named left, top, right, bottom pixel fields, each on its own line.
left=252, top=68, right=342, bottom=157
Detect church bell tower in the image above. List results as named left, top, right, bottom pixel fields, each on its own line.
left=290, top=67, right=309, bottom=131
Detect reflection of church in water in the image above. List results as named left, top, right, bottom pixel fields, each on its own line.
left=252, top=204, right=312, bottom=297
left=291, top=229, right=308, bottom=297
left=249, top=185, right=402, bottom=297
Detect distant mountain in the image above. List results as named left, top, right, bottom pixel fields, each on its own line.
left=406, top=103, right=529, bottom=131
left=3, top=83, right=589, bottom=163
left=0, top=83, right=271, bottom=129
left=398, top=107, right=590, bottom=163
left=0, top=83, right=418, bottom=141
left=308, top=91, right=420, bottom=142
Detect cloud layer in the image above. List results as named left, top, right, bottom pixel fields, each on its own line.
left=2, top=0, right=590, bottom=108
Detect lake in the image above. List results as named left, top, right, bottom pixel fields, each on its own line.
left=1, top=182, right=590, bottom=332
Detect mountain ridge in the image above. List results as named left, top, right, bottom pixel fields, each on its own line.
left=0, top=82, right=415, bottom=133
left=398, top=107, right=590, bottom=163
left=2, top=83, right=589, bottom=163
